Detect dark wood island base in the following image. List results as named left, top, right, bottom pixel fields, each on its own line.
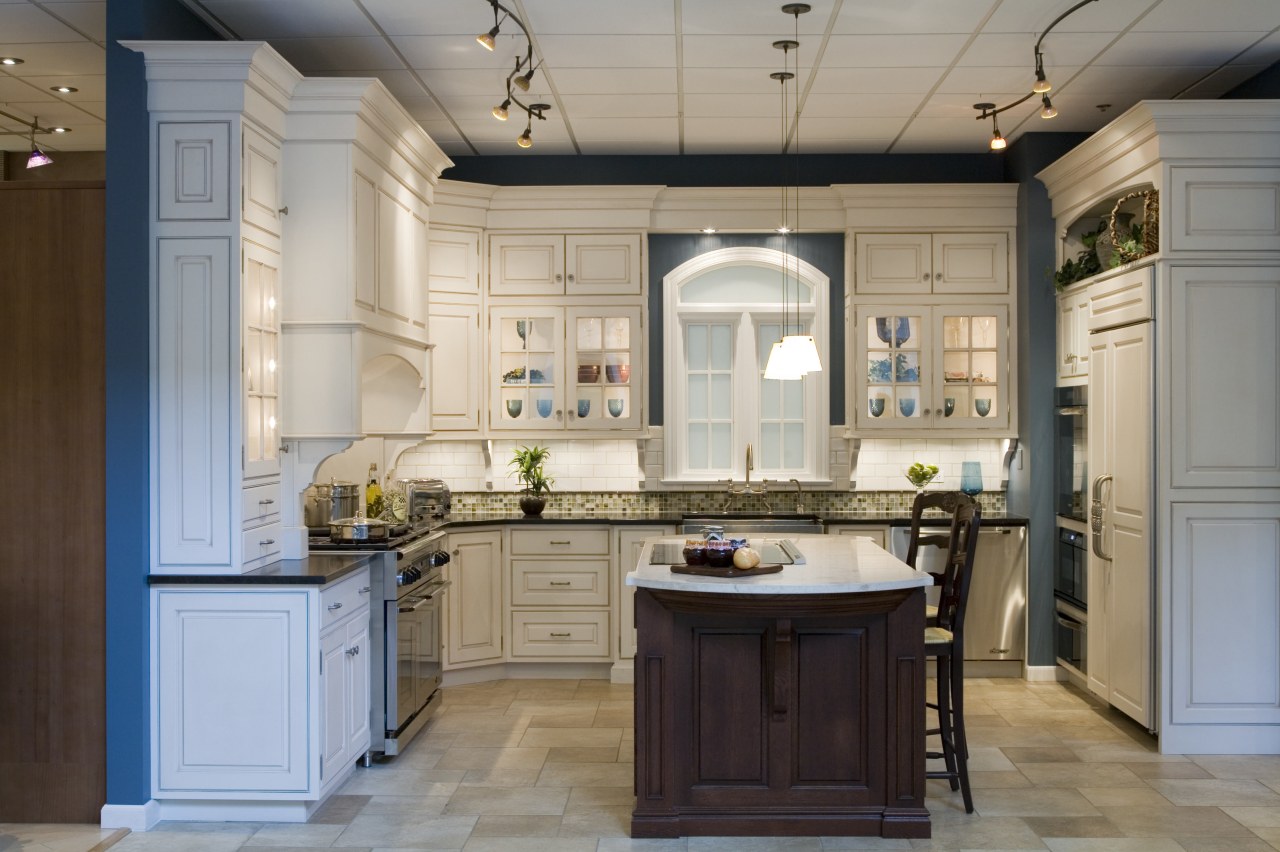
left=631, top=586, right=930, bottom=839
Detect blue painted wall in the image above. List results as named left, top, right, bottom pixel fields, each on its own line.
left=1223, top=58, right=1280, bottom=98
left=646, top=233, right=845, bottom=427
left=105, top=0, right=218, bottom=807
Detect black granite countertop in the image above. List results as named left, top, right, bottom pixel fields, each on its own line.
left=147, top=552, right=378, bottom=586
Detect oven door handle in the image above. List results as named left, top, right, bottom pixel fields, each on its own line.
left=398, top=580, right=452, bottom=612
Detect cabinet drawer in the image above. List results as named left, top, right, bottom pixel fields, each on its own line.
left=511, top=559, right=609, bottom=606
left=510, top=528, right=610, bottom=556
left=510, top=610, right=610, bottom=658
left=242, top=522, right=282, bottom=567
left=321, top=566, right=372, bottom=630
left=242, top=481, right=281, bottom=527
left=1089, top=265, right=1153, bottom=331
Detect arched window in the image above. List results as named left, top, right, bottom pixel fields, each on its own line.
left=663, top=247, right=829, bottom=483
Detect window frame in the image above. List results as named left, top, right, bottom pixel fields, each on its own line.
left=662, top=246, right=830, bottom=485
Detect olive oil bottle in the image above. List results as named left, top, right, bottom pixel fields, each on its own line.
left=365, top=462, right=384, bottom=519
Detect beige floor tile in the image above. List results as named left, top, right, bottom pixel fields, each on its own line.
left=1191, top=756, right=1280, bottom=780
left=967, top=726, right=1064, bottom=748
left=1069, top=744, right=1179, bottom=763
left=429, top=715, right=531, bottom=735
left=1022, top=816, right=1121, bottom=838
left=1019, top=762, right=1147, bottom=788
left=1123, top=761, right=1213, bottom=779
left=512, top=687, right=584, bottom=701
left=1097, top=805, right=1254, bottom=838
left=967, top=747, right=1018, bottom=771
left=594, top=709, right=637, bottom=727
left=458, top=767, right=543, bottom=788
left=965, top=713, right=1013, bottom=728
left=1175, top=837, right=1280, bottom=852
left=971, top=788, right=1101, bottom=817
left=519, top=726, right=623, bottom=748
left=565, top=786, right=637, bottom=813
left=468, top=815, right=561, bottom=837
left=1249, top=827, right=1280, bottom=850
left=595, top=698, right=637, bottom=711
left=558, top=806, right=633, bottom=837
left=996, top=708, right=1114, bottom=728
left=338, top=767, right=463, bottom=797
left=443, top=786, right=570, bottom=816
left=818, top=837, right=913, bottom=849
left=687, top=838, right=824, bottom=850
left=0, top=824, right=129, bottom=852
left=1075, top=786, right=1173, bottom=808
left=536, top=761, right=634, bottom=788
left=308, top=794, right=372, bottom=824
left=460, top=838, right=597, bottom=852
left=907, top=814, right=1046, bottom=848
left=969, top=770, right=1033, bottom=789
left=1055, top=726, right=1141, bottom=747
left=526, top=712, right=601, bottom=728
left=108, top=834, right=252, bottom=852
left=1041, top=840, right=1184, bottom=852
left=1146, top=779, right=1280, bottom=807
left=433, top=747, right=549, bottom=772
left=358, top=795, right=451, bottom=816
left=332, top=813, right=477, bottom=848
left=243, top=823, right=347, bottom=846
left=546, top=746, right=621, bottom=763
left=1001, top=747, right=1081, bottom=764
left=1225, top=806, right=1280, bottom=828
left=446, top=731, right=529, bottom=748
left=596, top=840, right=689, bottom=851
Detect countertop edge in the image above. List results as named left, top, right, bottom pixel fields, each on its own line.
left=147, top=552, right=378, bottom=586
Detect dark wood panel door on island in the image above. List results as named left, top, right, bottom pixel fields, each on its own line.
left=631, top=587, right=929, bottom=839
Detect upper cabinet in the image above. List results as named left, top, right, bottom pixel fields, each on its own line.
left=1056, top=281, right=1090, bottom=385
left=489, top=234, right=643, bottom=296
left=854, top=232, right=1008, bottom=295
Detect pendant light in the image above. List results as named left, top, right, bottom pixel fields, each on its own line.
left=26, top=115, right=53, bottom=168
left=776, top=3, right=821, bottom=377
left=764, top=58, right=800, bottom=382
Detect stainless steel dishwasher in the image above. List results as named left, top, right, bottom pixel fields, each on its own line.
left=890, top=523, right=1027, bottom=663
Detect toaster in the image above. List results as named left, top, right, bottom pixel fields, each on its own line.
left=395, top=478, right=451, bottom=524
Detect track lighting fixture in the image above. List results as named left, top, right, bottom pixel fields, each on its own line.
left=970, top=0, right=1098, bottom=147
left=27, top=120, right=53, bottom=168
left=0, top=108, right=56, bottom=168
left=477, top=0, right=552, bottom=148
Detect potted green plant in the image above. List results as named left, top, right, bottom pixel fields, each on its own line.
left=509, top=444, right=554, bottom=516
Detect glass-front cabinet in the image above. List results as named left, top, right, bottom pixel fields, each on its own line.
left=243, top=241, right=280, bottom=478
left=853, top=303, right=1009, bottom=432
left=488, top=305, right=642, bottom=431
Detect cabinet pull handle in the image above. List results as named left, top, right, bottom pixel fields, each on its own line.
left=259, top=498, right=275, bottom=505
left=359, top=586, right=371, bottom=594
left=550, top=632, right=571, bottom=638
left=549, top=580, right=572, bottom=586
left=260, top=538, right=275, bottom=546
left=550, top=540, right=571, bottom=545
left=328, top=602, right=343, bottom=611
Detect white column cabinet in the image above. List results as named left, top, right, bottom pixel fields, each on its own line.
left=1056, top=282, right=1090, bottom=384
left=445, top=529, right=504, bottom=668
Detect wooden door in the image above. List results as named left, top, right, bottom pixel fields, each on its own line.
left=0, top=182, right=105, bottom=822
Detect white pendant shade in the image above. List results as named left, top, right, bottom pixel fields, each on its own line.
left=764, top=339, right=803, bottom=381
left=781, top=334, right=822, bottom=374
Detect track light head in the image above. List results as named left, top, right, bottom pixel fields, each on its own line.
left=492, top=98, right=510, bottom=120
left=989, top=128, right=1007, bottom=150
left=1032, top=63, right=1052, bottom=94
left=26, top=119, right=52, bottom=168
left=1040, top=94, right=1058, bottom=119
left=477, top=27, right=497, bottom=50
left=514, top=67, right=534, bottom=91
left=517, top=127, right=532, bottom=148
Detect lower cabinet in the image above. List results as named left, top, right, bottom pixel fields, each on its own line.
left=444, top=529, right=504, bottom=668
left=507, top=525, right=614, bottom=661
left=152, top=566, right=371, bottom=806
left=617, top=525, right=674, bottom=659
left=826, top=523, right=888, bottom=548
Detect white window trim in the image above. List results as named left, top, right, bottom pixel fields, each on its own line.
left=662, top=246, right=830, bottom=484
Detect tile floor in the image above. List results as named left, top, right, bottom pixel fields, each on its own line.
left=6, top=676, right=1280, bottom=851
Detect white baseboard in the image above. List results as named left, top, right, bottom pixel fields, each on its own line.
left=610, top=659, right=634, bottom=684
left=100, top=800, right=160, bottom=831
left=1024, top=665, right=1068, bottom=682
left=1159, top=723, right=1280, bottom=756
left=153, top=799, right=318, bottom=823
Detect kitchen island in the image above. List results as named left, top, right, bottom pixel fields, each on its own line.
left=627, top=535, right=933, bottom=839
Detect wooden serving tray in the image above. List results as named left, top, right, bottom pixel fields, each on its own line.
left=669, top=563, right=783, bottom=578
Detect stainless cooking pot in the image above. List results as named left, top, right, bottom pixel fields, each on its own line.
left=329, top=511, right=391, bottom=542
left=305, top=480, right=360, bottom=528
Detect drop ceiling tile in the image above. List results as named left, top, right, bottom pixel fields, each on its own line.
left=936, top=64, right=1075, bottom=94
left=434, top=94, right=554, bottom=121
left=802, top=92, right=923, bottom=117
left=417, top=68, right=513, bottom=97
left=683, top=67, right=788, bottom=96
left=680, top=3, right=828, bottom=37
left=983, top=0, right=1149, bottom=35
left=683, top=115, right=781, bottom=147
left=957, top=31, right=1117, bottom=67
left=361, top=0, right=490, bottom=37
left=267, top=37, right=405, bottom=72
left=548, top=67, right=677, bottom=94
left=565, top=115, right=678, bottom=142
left=1238, top=31, right=1280, bottom=65
left=417, top=119, right=464, bottom=142
left=521, top=0, right=675, bottom=35
left=1178, top=64, right=1273, bottom=97
left=535, top=34, right=676, bottom=68
left=390, top=35, right=511, bottom=70
left=682, top=136, right=783, bottom=155
left=578, top=138, right=680, bottom=155
left=1096, top=31, right=1266, bottom=66
left=395, top=95, right=446, bottom=122
left=822, top=34, right=971, bottom=67
left=808, top=66, right=946, bottom=95
left=557, top=93, right=678, bottom=119
left=1133, top=0, right=1280, bottom=33
left=42, top=2, right=105, bottom=43
left=40, top=124, right=102, bottom=150
left=2, top=98, right=101, bottom=125
left=833, top=0, right=999, bottom=35
left=916, top=91, right=1030, bottom=118
left=1065, top=63, right=1218, bottom=95
left=197, top=0, right=379, bottom=38
left=797, top=115, right=909, bottom=139
left=682, top=34, right=804, bottom=70
left=20, top=72, right=105, bottom=99
left=333, top=68, right=424, bottom=101
left=0, top=41, right=101, bottom=76
left=684, top=92, right=784, bottom=118
left=0, top=4, right=85, bottom=43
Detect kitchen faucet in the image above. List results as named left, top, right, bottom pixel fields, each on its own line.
left=722, top=443, right=771, bottom=511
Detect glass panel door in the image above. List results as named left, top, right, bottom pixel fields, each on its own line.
left=490, top=307, right=562, bottom=430
left=860, top=308, right=925, bottom=427
left=567, top=307, right=642, bottom=430
left=934, top=307, right=1007, bottom=429
left=243, top=243, right=279, bottom=478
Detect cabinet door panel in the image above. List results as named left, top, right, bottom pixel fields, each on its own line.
left=346, top=617, right=371, bottom=761
left=243, top=240, right=281, bottom=480
left=567, top=307, right=643, bottom=430
left=429, top=229, right=481, bottom=296
left=446, top=531, right=503, bottom=666
left=566, top=234, right=642, bottom=296
left=489, top=307, right=565, bottom=430
left=429, top=302, right=481, bottom=431
left=320, top=627, right=348, bottom=784
left=353, top=173, right=377, bottom=309
left=490, top=235, right=564, bottom=296
left=376, top=190, right=418, bottom=325
left=854, top=234, right=931, bottom=295
left=157, top=121, right=230, bottom=221
left=933, top=307, right=1008, bottom=430
left=932, top=233, right=1008, bottom=294
left=242, top=124, right=282, bottom=236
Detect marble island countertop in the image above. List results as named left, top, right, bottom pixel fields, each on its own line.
left=626, top=534, right=932, bottom=595
left=446, top=509, right=1027, bottom=526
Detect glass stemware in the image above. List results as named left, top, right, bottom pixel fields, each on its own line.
left=515, top=320, right=528, bottom=350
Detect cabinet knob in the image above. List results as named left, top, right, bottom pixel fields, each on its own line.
left=327, top=602, right=343, bottom=611
left=359, top=586, right=371, bottom=594
left=556, top=409, right=563, bottom=420
left=346, top=645, right=359, bottom=656
left=921, top=273, right=929, bottom=282
left=277, top=206, right=289, bottom=216
left=934, top=272, right=943, bottom=281
left=568, top=410, right=576, bottom=419
left=452, top=548, right=460, bottom=556
left=555, top=273, right=563, bottom=283
left=935, top=408, right=943, bottom=416
left=567, top=273, right=575, bottom=283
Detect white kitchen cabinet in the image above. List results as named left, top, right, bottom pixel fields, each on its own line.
left=243, top=240, right=281, bottom=481
left=152, top=566, right=371, bottom=810
left=1087, top=308, right=1153, bottom=728
left=242, top=124, right=283, bottom=237
left=489, top=233, right=643, bottom=296
left=616, top=526, right=674, bottom=660
left=1056, top=281, right=1090, bottom=384
left=427, top=228, right=483, bottom=433
left=506, top=526, right=613, bottom=661
left=854, top=232, right=1008, bottom=295
left=826, top=524, right=888, bottom=548
left=445, top=529, right=503, bottom=668
left=489, top=305, right=643, bottom=431
left=852, top=303, right=1011, bottom=433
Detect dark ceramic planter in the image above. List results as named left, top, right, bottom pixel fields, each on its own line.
left=519, top=495, right=547, bottom=516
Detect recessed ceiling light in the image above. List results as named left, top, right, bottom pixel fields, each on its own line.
left=701, top=228, right=717, bottom=234
left=51, top=86, right=78, bottom=94
left=51, top=126, right=71, bottom=133
left=0, top=57, right=24, bottom=66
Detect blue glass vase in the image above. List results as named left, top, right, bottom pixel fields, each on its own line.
left=959, top=461, right=983, bottom=496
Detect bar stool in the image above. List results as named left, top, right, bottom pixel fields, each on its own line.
left=905, top=492, right=981, bottom=814
left=903, top=491, right=978, bottom=625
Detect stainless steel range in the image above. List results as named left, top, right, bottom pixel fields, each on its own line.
left=309, top=508, right=451, bottom=758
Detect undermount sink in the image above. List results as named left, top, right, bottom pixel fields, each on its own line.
left=679, top=513, right=824, bottom=535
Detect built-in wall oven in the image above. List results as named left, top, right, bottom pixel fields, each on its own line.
left=1054, top=525, right=1088, bottom=679
left=1055, top=385, right=1088, bottom=522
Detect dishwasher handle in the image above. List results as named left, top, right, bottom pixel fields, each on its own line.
left=1090, top=473, right=1113, bottom=560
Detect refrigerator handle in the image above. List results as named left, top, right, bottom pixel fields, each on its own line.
left=1090, top=473, right=1113, bottom=560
